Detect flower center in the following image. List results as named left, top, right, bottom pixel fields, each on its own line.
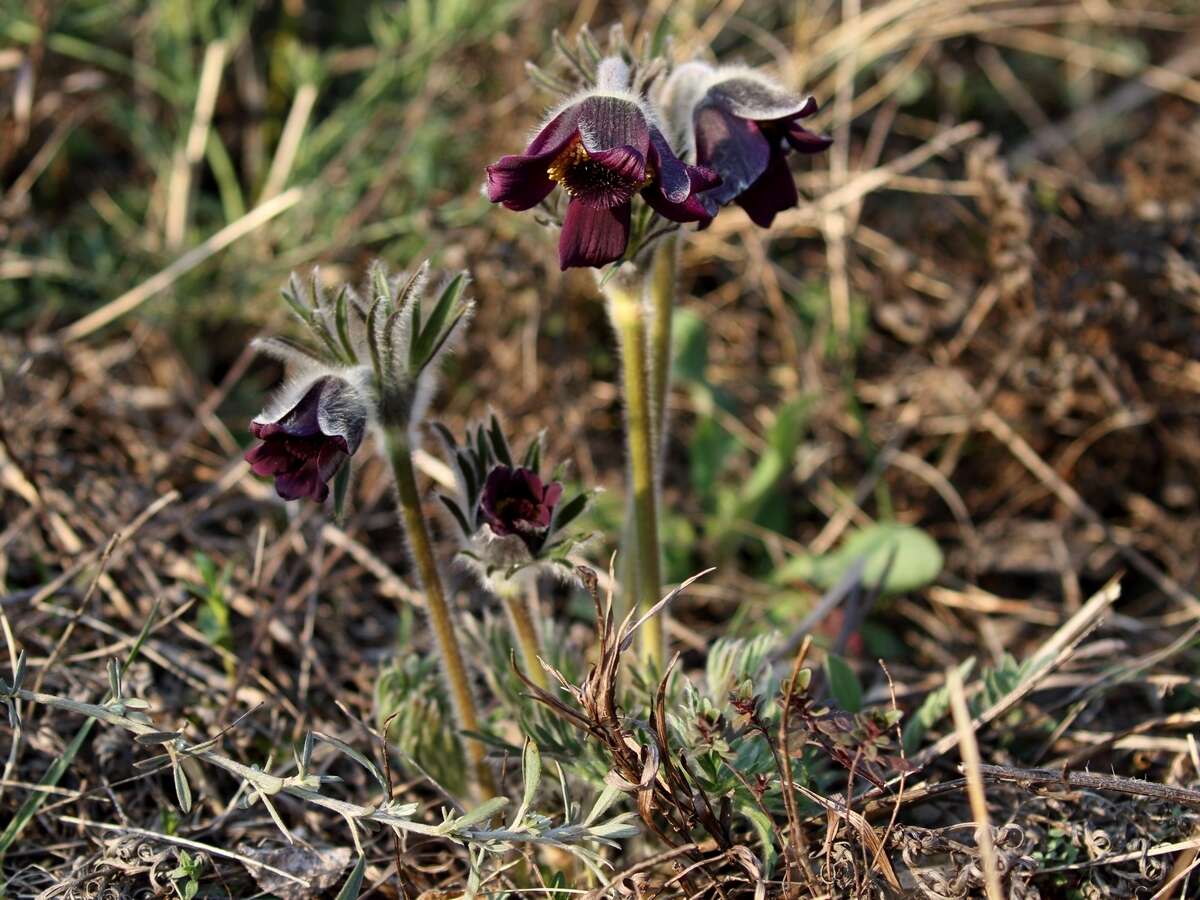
left=547, top=138, right=652, bottom=208
left=495, top=496, right=538, bottom=524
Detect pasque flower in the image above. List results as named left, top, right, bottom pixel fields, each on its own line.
left=245, top=375, right=368, bottom=502
left=436, top=416, right=593, bottom=579
left=486, top=58, right=718, bottom=269
left=480, top=465, right=564, bottom=554
left=242, top=263, right=472, bottom=507
left=664, top=63, right=832, bottom=227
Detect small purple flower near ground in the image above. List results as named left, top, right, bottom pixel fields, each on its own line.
left=668, top=64, right=833, bottom=228
left=486, top=79, right=718, bottom=269
left=244, top=375, right=367, bottom=502
left=480, top=465, right=564, bottom=553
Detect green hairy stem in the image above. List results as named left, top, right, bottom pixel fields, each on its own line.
left=617, top=237, right=678, bottom=632
left=385, top=428, right=496, bottom=800
left=648, top=234, right=680, bottom=445
left=495, top=577, right=549, bottom=690
left=606, top=273, right=665, bottom=670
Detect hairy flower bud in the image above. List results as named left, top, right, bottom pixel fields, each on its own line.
left=663, top=63, right=832, bottom=227
left=480, top=465, right=564, bottom=554
left=486, top=57, right=718, bottom=269
left=244, top=374, right=369, bottom=502
left=436, top=416, right=594, bottom=582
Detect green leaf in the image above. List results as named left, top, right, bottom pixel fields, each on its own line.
left=488, top=414, right=512, bottom=468
left=583, top=783, right=623, bottom=827
left=457, top=449, right=478, bottom=501
left=334, top=286, right=356, bottom=362
left=412, top=272, right=466, bottom=368
left=313, top=733, right=387, bottom=792
left=715, top=396, right=814, bottom=550
left=743, top=803, right=779, bottom=878
left=443, top=796, right=507, bottom=833
left=775, top=523, right=943, bottom=597
left=431, top=421, right=457, bottom=452
left=438, top=494, right=472, bottom=537
left=334, top=854, right=366, bottom=900
left=521, top=433, right=542, bottom=473
left=0, top=601, right=160, bottom=856
left=550, top=491, right=590, bottom=533
left=135, top=731, right=183, bottom=745
left=824, top=654, right=863, bottom=712
left=671, top=308, right=708, bottom=384
left=513, top=739, right=540, bottom=824
left=174, top=763, right=192, bottom=815
left=281, top=277, right=314, bottom=324
left=902, top=657, right=976, bottom=754
left=688, top=414, right=736, bottom=499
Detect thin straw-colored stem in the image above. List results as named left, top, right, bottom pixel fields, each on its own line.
left=947, top=665, right=1004, bottom=900
left=606, top=274, right=664, bottom=670
left=385, top=428, right=495, bottom=800
left=496, top=578, right=548, bottom=690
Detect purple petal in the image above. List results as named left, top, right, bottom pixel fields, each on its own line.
left=251, top=376, right=364, bottom=456
left=709, top=77, right=819, bottom=122
left=486, top=106, right=582, bottom=210
left=734, top=147, right=797, bottom=228
left=251, top=385, right=323, bottom=440
left=316, top=442, right=347, bottom=486
left=542, top=481, right=564, bottom=510
left=526, top=105, right=585, bottom=155
left=578, top=95, right=650, bottom=157
left=486, top=155, right=559, bottom=211
left=641, top=184, right=713, bottom=224
left=244, top=442, right=294, bottom=477
left=521, top=469, right=546, bottom=499
left=275, top=457, right=328, bottom=502
left=558, top=198, right=631, bottom=269
left=694, top=106, right=771, bottom=207
left=689, top=164, right=721, bottom=193
left=648, top=127, right=690, bottom=203
left=566, top=145, right=645, bottom=208
left=785, top=121, right=834, bottom=154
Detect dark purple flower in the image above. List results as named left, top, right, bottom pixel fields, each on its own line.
left=479, top=465, right=564, bottom=552
left=486, top=94, right=718, bottom=269
left=686, top=69, right=832, bottom=228
left=244, top=375, right=367, bottom=502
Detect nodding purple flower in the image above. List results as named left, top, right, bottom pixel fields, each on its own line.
left=244, top=375, right=368, bottom=502
left=666, top=63, right=832, bottom=228
left=479, top=465, right=564, bottom=553
left=486, top=59, right=718, bottom=269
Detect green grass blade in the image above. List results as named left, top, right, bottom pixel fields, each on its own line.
left=0, top=600, right=161, bottom=856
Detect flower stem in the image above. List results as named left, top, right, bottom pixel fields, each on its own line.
left=496, top=577, right=548, bottom=690
left=648, top=234, right=680, bottom=445
left=384, top=428, right=495, bottom=800
left=617, top=237, right=678, bottom=625
left=606, top=273, right=664, bottom=670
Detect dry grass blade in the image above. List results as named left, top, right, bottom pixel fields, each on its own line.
left=947, top=664, right=1003, bottom=900
left=56, top=187, right=305, bottom=343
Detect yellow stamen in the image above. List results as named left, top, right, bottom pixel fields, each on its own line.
left=547, top=139, right=588, bottom=191
left=547, top=137, right=656, bottom=196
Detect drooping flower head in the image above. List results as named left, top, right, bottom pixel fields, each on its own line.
left=663, top=62, right=832, bottom=227
left=480, top=465, right=564, bottom=554
left=244, top=263, right=472, bottom=506
left=486, top=57, right=718, bottom=269
left=436, top=415, right=594, bottom=581
left=245, top=375, right=368, bottom=502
